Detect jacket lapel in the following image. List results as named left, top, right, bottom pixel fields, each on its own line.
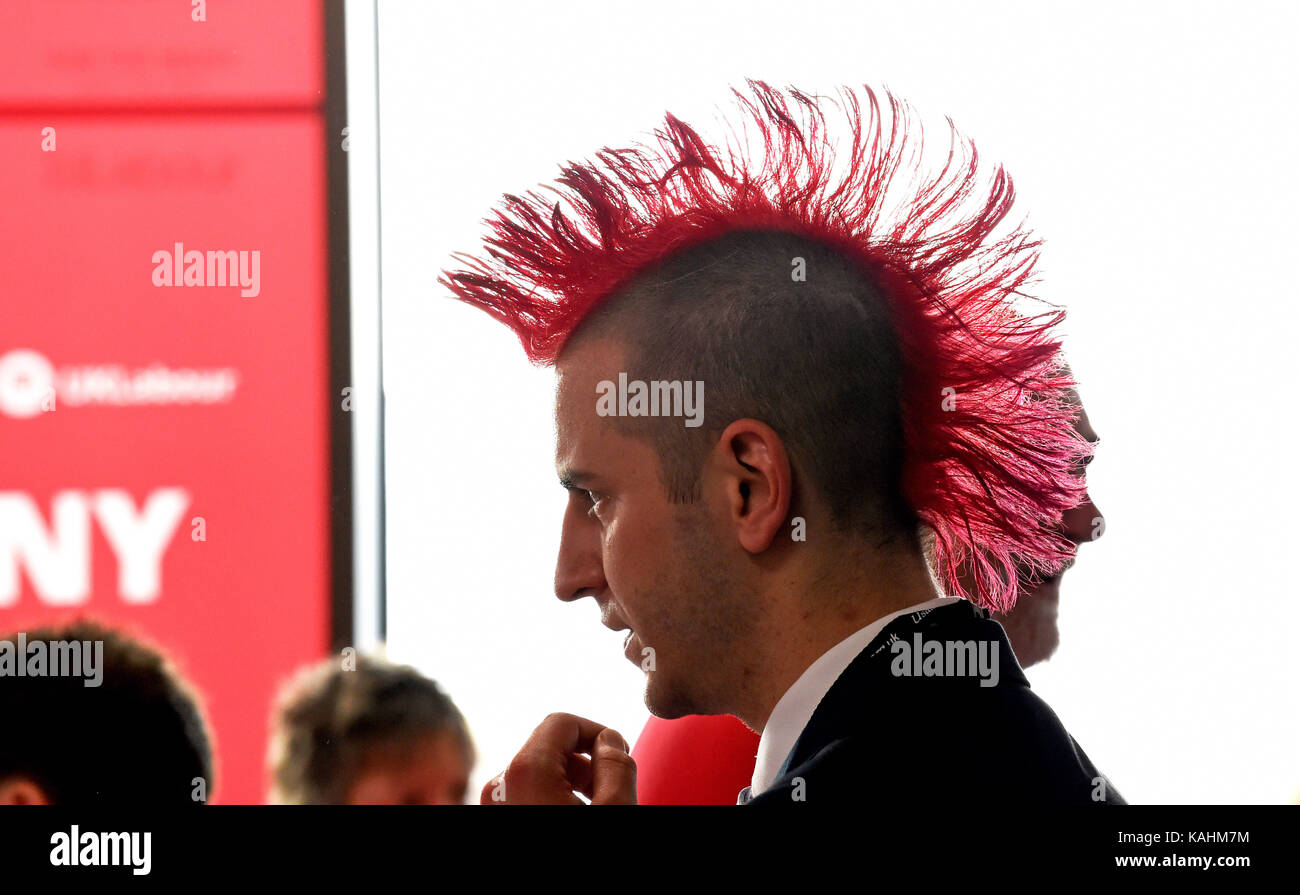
left=773, top=600, right=1028, bottom=780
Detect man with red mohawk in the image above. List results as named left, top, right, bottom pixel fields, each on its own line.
left=444, top=82, right=1123, bottom=805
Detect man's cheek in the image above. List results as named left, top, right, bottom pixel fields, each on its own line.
left=602, top=512, right=649, bottom=581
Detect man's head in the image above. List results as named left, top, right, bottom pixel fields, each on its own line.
left=553, top=232, right=921, bottom=717
left=0, top=620, right=213, bottom=805
left=268, top=655, right=474, bottom=804
left=445, top=83, right=1089, bottom=716
left=993, top=389, right=1105, bottom=666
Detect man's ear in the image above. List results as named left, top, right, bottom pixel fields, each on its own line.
left=0, top=776, right=51, bottom=805
left=712, top=418, right=792, bottom=554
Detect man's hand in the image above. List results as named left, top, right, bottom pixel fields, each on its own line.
left=480, top=713, right=637, bottom=805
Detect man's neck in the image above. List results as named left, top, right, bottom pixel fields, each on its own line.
left=729, top=546, right=943, bottom=733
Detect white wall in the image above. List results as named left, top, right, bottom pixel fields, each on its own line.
left=374, top=0, right=1300, bottom=803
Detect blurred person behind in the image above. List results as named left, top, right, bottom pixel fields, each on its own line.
left=990, top=385, right=1104, bottom=666
left=268, top=653, right=473, bottom=804
left=0, top=619, right=214, bottom=805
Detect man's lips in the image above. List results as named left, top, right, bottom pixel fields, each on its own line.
left=600, top=619, right=641, bottom=664
left=598, top=604, right=643, bottom=664
left=600, top=614, right=634, bottom=647
left=616, top=627, right=636, bottom=659
left=600, top=615, right=628, bottom=634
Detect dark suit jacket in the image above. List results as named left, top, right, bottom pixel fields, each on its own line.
left=746, top=601, right=1125, bottom=805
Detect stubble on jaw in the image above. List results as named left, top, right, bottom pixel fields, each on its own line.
left=994, top=580, right=1062, bottom=668
left=638, top=504, right=763, bottom=719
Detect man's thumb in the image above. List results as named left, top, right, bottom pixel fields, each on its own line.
left=591, top=728, right=637, bottom=805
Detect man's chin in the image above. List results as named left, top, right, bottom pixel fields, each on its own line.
left=1022, top=619, right=1061, bottom=667
left=1035, top=571, right=1063, bottom=603
left=994, top=576, right=1063, bottom=668
left=642, top=673, right=701, bottom=720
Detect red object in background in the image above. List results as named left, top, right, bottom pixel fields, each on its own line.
left=0, top=0, right=322, bottom=109
left=632, top=714, right=760, bottom=805
left=0, top=2, right=331, bottom=804
left=0, top=115, right=329, bottom=804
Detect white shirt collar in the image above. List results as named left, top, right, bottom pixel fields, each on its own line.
left=749, top=594, right=962, bottom=796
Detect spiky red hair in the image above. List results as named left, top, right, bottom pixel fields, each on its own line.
left=442, top=81, right=1088, bottom=612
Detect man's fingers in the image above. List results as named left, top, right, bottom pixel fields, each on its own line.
left=485, top=715, right=636, bottom=804
left=523, top=712, right=608, bottom=757
left=591, top=728, right=637, bottom=805
left=566, top=753, right=594, bottom=799
left=479, top=773, right=506, bottom=805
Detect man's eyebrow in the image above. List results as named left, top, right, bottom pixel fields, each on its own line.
left=557, top=469, right=596, bottom=490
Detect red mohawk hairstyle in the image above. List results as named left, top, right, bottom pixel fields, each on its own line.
left=441, top=81, right=1089, bottom=612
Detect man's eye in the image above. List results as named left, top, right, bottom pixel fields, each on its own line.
left=586, top=491, right=604, bottom=516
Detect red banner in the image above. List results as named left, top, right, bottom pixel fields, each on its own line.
left=0, top=2, right=332, bottom=804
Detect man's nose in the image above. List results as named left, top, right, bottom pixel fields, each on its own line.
left=554, top=496, right=606, bottom=602
left=1061, top=495, right=1104, bottom=545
